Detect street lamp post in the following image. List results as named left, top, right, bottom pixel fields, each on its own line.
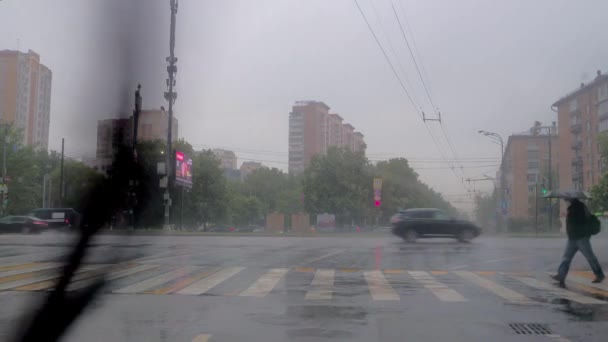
left=478, top=130, right=506, bottom=232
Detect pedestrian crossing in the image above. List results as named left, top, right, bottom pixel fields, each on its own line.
left=1, top=262, right=607, bottom=306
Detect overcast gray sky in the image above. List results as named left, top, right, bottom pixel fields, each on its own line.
left=2, top=0, right=608, bottom=211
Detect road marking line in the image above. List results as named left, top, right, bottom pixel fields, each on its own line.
left=68, top=264, right=160, bottom=291
left=430, top=271, right=448, bottom=275
left=128, top=250, right=193, bottom=263
left=0, top=265, right=102, bottom=291
left=546, top=334, right=571, bottom=342
left=339, top=268, right=359, bottom=273
left=294, top=267, right=315, bottom=273
left=571, top=271, right=594, bottom=279
left=177, top=267, right=245, bottom=295
left=454, top=271, right=537, bottom=305
left=192, top=334, right=212, bottom=342
left=408, top=271, right=466, bottom=302
left=383, top=269, right=404, bottom=274
left=240, top=268, right=289, bottom=297
left=113, top=266, right=199, bottom=294
left=145, top=268, right=221, bottom=294
left=512, top=276, right=607, bottom=304
left=364, top=270, right=399, bottom=301
left=305, top=269, right=334, bottom=300
left=566, top=274, right=608, bottom=292
left=475, top=271, right=496, bottom=276
left=0, top=262, right=39, bottom=272
left=15, top=263, right=134, bottom=291
left=571, top=283, right=608, bottom=298
left=300, top=250, right=345, bottom=265
left=0, top=263, right=62, bottom=277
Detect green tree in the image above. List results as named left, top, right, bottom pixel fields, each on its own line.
left=303, top=147, right=372, bottom=226
left=185, top=150, right=228, bottom=229
left=0, top=125, right=43, bottom=215
left=590, top=174, right=608, bottom=212
left=49, top=159, right=105, bottom=212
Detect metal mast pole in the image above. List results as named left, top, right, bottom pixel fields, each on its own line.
left=164, top=0, right=178, bottom=228
left=547, top=127, right=553, bottom=231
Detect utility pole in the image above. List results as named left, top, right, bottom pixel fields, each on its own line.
left=535, top=182, right=539, bottom=237
left=478, top=130, right=505, bottom=232
left=128, top=85, right=142, bottom=229
left=133, top=84, right=142, bottom=153
left=59, top=138, right=65, bottom=207
left=547, top=127, right=553, bottom=232
left=1, top=123, right=7, bottom=216
left=163, top=0, right=179, bottom=229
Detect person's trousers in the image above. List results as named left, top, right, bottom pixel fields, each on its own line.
left=557, top=237, right=605, bottom=280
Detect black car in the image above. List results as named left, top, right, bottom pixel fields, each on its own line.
left=29, top=208, right=81, bottom=230
left=391, top=208, right=481, bottom=243
left=0, top=215, right=49, bottom=234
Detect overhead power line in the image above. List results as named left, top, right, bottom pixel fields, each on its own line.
left=390, top=1, right=436, bottom=113
left=353, top=0, right=420, bottom=116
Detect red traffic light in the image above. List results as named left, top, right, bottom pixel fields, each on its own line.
left=374, top=200, right=381, bottom=207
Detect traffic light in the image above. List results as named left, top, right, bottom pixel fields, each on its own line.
left=541, top=184, right=547, bottom=195
left=374, top=200, right=381, bottom=207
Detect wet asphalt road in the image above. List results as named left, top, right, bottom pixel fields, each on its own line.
left=1, top=233, right=608, bottom=341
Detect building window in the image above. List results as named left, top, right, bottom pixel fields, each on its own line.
left=528, top=185, right=536, bottom=193
left=599, top=83, right=608, bottom=102
left=527, top=150, right=539, bottom=159
left=587, top=121, right=591, bottom=132
left=599, top=101, right=608, bottom=116
left=528, top=161, right=539, bottom=169
left=600, top=119, right=608, bottom=132
left=570, top=99, right=578, bottom=112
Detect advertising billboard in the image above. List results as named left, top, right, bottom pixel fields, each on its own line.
left=175, top=150, right=193, bottom=188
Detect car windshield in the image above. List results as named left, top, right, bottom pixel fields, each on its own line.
left=2, top=1, right=608, bottom=341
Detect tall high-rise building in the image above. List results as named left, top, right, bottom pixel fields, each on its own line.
left=288, top=101, right=365, bottom=174
left=212, top=149, right=238, bottom=170
left=552, top=70, right=608, bottom=192
left=0, top=49, right=52, bottom=149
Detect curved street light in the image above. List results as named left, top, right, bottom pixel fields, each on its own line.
left=478, top=130, right=506, bottom=232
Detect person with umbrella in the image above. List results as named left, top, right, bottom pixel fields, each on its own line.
left=547, top=190, right=605, bottom=287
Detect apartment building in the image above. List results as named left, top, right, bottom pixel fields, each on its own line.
left=503, top=124, right=558, bottom=218
left=240, top=161, right=262, bottom=180
left=212, top=149, right=238, bottom=170
left=0, top=49, right=52, bottom=149
left=288, top=101, right=366, bottom=174
left=553, top=70, right=608, bottom=192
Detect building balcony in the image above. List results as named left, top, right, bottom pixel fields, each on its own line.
left=570, top=109, right=581, bottom=118
left=571, top=140, right=582, bottom=150
left=571, top=156, right=583, bottom=168
left=570, top=122, right=582, bottom=134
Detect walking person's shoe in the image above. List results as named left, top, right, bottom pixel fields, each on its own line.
left=592, top=276, right=605, bottom=284
left=551, top=274, right=566, bottom=288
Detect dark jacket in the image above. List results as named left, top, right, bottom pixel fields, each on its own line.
left=566, top=199, right=590, bottom=240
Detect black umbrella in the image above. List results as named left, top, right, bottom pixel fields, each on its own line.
left=543, top=189, right=591, bottom=199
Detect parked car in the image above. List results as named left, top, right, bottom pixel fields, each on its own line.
left=29, top=208, right=81, bottom=230
left=391, top=208, right=481, bottom=243
left=0, top=215, right=49, bottom=234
